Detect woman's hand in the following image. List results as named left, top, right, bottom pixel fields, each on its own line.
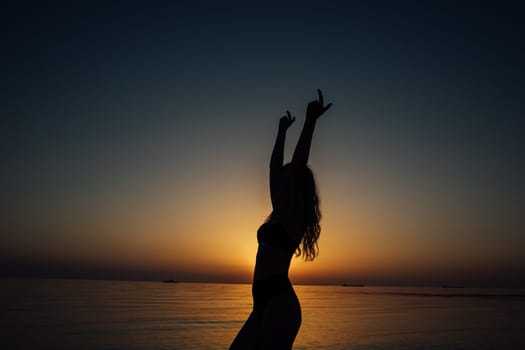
left=279, top=110, right=296, bottom=131
left=306, top=89, right=332, bottom=122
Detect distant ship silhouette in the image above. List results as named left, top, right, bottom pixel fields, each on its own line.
left=441, top=284, right=464, bottom=288
left=341, top=283, right=365, bottom=287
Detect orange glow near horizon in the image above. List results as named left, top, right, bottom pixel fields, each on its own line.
left=3, top=163, right=523, bottom=287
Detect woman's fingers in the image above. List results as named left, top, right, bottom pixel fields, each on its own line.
left=287, top=110, right=296, bottom=122
left=280, top=111, right=295, bottom=128
left=318, top=89, right=332, bottom=115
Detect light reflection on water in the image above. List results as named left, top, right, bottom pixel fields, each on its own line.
left=1, top=279, right=524, bottom=349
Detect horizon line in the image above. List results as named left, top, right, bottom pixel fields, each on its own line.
left=2, top=275, right=524, bottom=289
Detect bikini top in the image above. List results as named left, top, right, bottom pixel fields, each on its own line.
left=257, top=222, right=297, bottom=255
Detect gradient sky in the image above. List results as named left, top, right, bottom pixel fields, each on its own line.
left=1, top=1, right=524, bottom=286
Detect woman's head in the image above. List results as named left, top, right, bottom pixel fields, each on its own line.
left=274, top=163, right=321, bottom=261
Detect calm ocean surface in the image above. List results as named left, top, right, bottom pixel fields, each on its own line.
left=1, top=278, right=524, bottom=349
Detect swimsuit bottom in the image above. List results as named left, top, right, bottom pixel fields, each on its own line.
left=252, top=275, right=297, bottom=318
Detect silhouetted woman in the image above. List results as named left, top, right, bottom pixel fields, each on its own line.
left=230, top=90, right=332, bottom=350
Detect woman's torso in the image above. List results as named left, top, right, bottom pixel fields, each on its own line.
left=253, top=221, right=300, bottom=281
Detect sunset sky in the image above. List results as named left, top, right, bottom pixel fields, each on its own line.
left=1, top=1, right=524, bottom=287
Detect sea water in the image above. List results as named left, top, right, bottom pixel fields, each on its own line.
left=1, top=278, right=524, bottom=349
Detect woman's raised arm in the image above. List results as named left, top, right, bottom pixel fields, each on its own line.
left=269, top=111, right=295, bottom=209
left=271, top=111, right=295, bottom=168
left=291, top=89, right=332, bottom=166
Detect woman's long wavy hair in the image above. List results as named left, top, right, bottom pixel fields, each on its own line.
left=297, top=165, right=321, bottom=261
left=267, top=164, right=321, bottom=261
